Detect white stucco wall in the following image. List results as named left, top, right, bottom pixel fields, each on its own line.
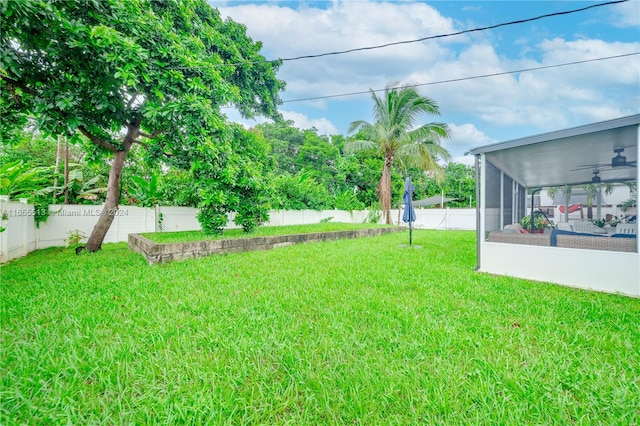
left=1, top=200, right=477, bottom=263
left=480, top=241, right=640, bottom=297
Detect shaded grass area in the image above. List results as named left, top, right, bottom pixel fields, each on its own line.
left=142, top=222, right=392, bottom=244
left=2, top=230, right=639, bottom=424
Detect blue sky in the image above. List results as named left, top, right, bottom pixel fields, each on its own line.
left=213, top=0, right=640, bottom=164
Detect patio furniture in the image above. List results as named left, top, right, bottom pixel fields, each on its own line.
left=555, top=233, right=636, bottom=253
left=487, top=232, right=550, bottom=246
left=487, top=230, right=637, bottom=253
left=557, top=222, right=572, bottom=231
left=572, top=220, right=596, bottom=234
left=616, top=224, right=637, bottom=235
left=559, top=204, right=581, bottom=213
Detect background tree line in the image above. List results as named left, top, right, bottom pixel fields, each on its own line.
left=1, top=121, right=475, bottom=215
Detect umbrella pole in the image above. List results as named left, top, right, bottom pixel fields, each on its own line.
left=409, top=221, right=413, bottom=246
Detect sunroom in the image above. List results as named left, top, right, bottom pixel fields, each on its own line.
left=468, top=114, right=639, bottom=297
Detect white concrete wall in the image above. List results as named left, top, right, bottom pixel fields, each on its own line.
left=157, top=206, right=201, bottom=232
left=0, top=199, right=477, bottom=263
left=480, top=241, right=640, bottom=297
left=36, top=205, right=156, bottom=249
left=0, top=198, right=34, bottom=263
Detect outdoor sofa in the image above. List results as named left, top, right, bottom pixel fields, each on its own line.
left=487, top=229, right=637, bottom=253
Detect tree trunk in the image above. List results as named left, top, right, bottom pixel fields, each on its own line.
left=64, top=138, right=69, bottom=204
left=85, top=121, right=138, bottom=252
left=54, top=135, right=62, bottom=198
left=85, top=150, right=127, bottom=251
left=378, top=155, right=393, bottom=225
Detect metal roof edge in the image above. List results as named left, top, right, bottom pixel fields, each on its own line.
left=465, top=114, right=640, bottom=156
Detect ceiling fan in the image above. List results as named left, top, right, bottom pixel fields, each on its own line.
left=572, top=147, right=637, bottom=171
left=611, top=148, right=636, bottom=168
left=592, top=171, right=601, bottom=184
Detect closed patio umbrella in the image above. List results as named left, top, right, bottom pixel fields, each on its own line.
left=402, top=177, right=417, bottom=245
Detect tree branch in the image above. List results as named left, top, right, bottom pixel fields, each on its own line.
left=126, top=93, right=139, bottom=109
left=132, top=139, right=149, bottom=149
left=138, top=130, right=162, bottom=139
left=78, top=126, right=117, bottom=152
left=3, top=76, right=120, bottom=153
left=1, top=76, right=36, bottom=96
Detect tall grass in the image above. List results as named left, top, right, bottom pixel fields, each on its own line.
left=2, top=230, right=639, bottom=424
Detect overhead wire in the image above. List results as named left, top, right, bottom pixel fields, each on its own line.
left=183, top=0, right=629, bottom=69
left=277, top=0, right=629, bottom=63
left=281, top=52, right=640, bottom=104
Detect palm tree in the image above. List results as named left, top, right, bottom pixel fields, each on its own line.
left=345, top=83, right=451, bottom=224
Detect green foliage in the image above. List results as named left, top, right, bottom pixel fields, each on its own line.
left=620, top=195, right=637, bottom=212
left=620, top=183, right=637, bottom=212
left=194, top=126, right=273, bottom=234
left=334, top=190, right=365, bottom=211
left=256, top=120, right=307, bottom=175
left=0, top=131, right=57, bottom=165
left=254, top=120, right=473, bottom=214
left=257, top=121, right=386, bottom=210
left=197, top=205, right=228, bottom=235
left=155, top=170, right=200, bottom=207
left=4, top=232, right=638, bottom=424
left=297, top=131, right=341, bottom=191
left=129, top=174, right=161, bottom=207
left=1, top=0, right=285, bottom=247
left=0, top=210, right=7, bottom=233
left=520, top=213, right=553, bottom=230
left=346, top=84, right=451, bottom=223
left=272, top=172, right=333, bottom=210
left=0, top=160, right=53, bottom=226
left=421, top=162, right=476, bottom=207
left=0, top=160, right=49, bottom=198
left=65, top=229, right=87, bottom=249
left=63, top=167, right=107, bottom=204
left=234, top=204, right=269, bottom=234
left=365, top=203, right=383, bottom=224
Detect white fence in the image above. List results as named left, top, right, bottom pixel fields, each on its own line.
left=0, top=196, right=476, bottom=263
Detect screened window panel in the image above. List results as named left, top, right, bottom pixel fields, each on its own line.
left=503, top=175, right=513, bottom=226
left=484, top=161, right=501, bottom=234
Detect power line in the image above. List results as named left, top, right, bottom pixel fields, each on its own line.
left=278, top=0, right=629, bottom=63
left=184, top=0, right=628, bottom=69
left=281, top=52, right=639, bottom=104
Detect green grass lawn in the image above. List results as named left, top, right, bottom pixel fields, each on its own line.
left=2, top=230, right=639, bottom=424
left=142, top=222, right=392, bottom=244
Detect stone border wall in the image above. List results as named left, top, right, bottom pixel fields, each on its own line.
left=129, top=227, right=404, bottom=264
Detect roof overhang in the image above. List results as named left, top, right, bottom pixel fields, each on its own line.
left=467, top=115, right=640, bottom=188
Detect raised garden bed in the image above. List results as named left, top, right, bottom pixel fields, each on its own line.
left=129, top=227, right=404, bottom=264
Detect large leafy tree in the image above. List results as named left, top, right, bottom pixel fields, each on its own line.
left=255, top=121, right=307, bottom=175
left=193, top=125, right=274, bottom=233
left=0, top=0, right=284, bottom=250
left=346, top=84, right=451, bottom=224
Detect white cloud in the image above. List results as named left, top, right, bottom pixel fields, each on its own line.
left=281, top=110, right=339, bottom=135
left=451, top=155, right=476, bottom=166
left=415, top=38, right=639, bottom=130
left=609, top=0, right=640, bottom=28
left=216, top=0, right=639, bottom=152
left=223, top=107, right=338, bottom=135
left=446, top=122, right=496, bottom=155
left=218, top=1, right=460, bottom=100
left=222, top=107, right=270, bottom=129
